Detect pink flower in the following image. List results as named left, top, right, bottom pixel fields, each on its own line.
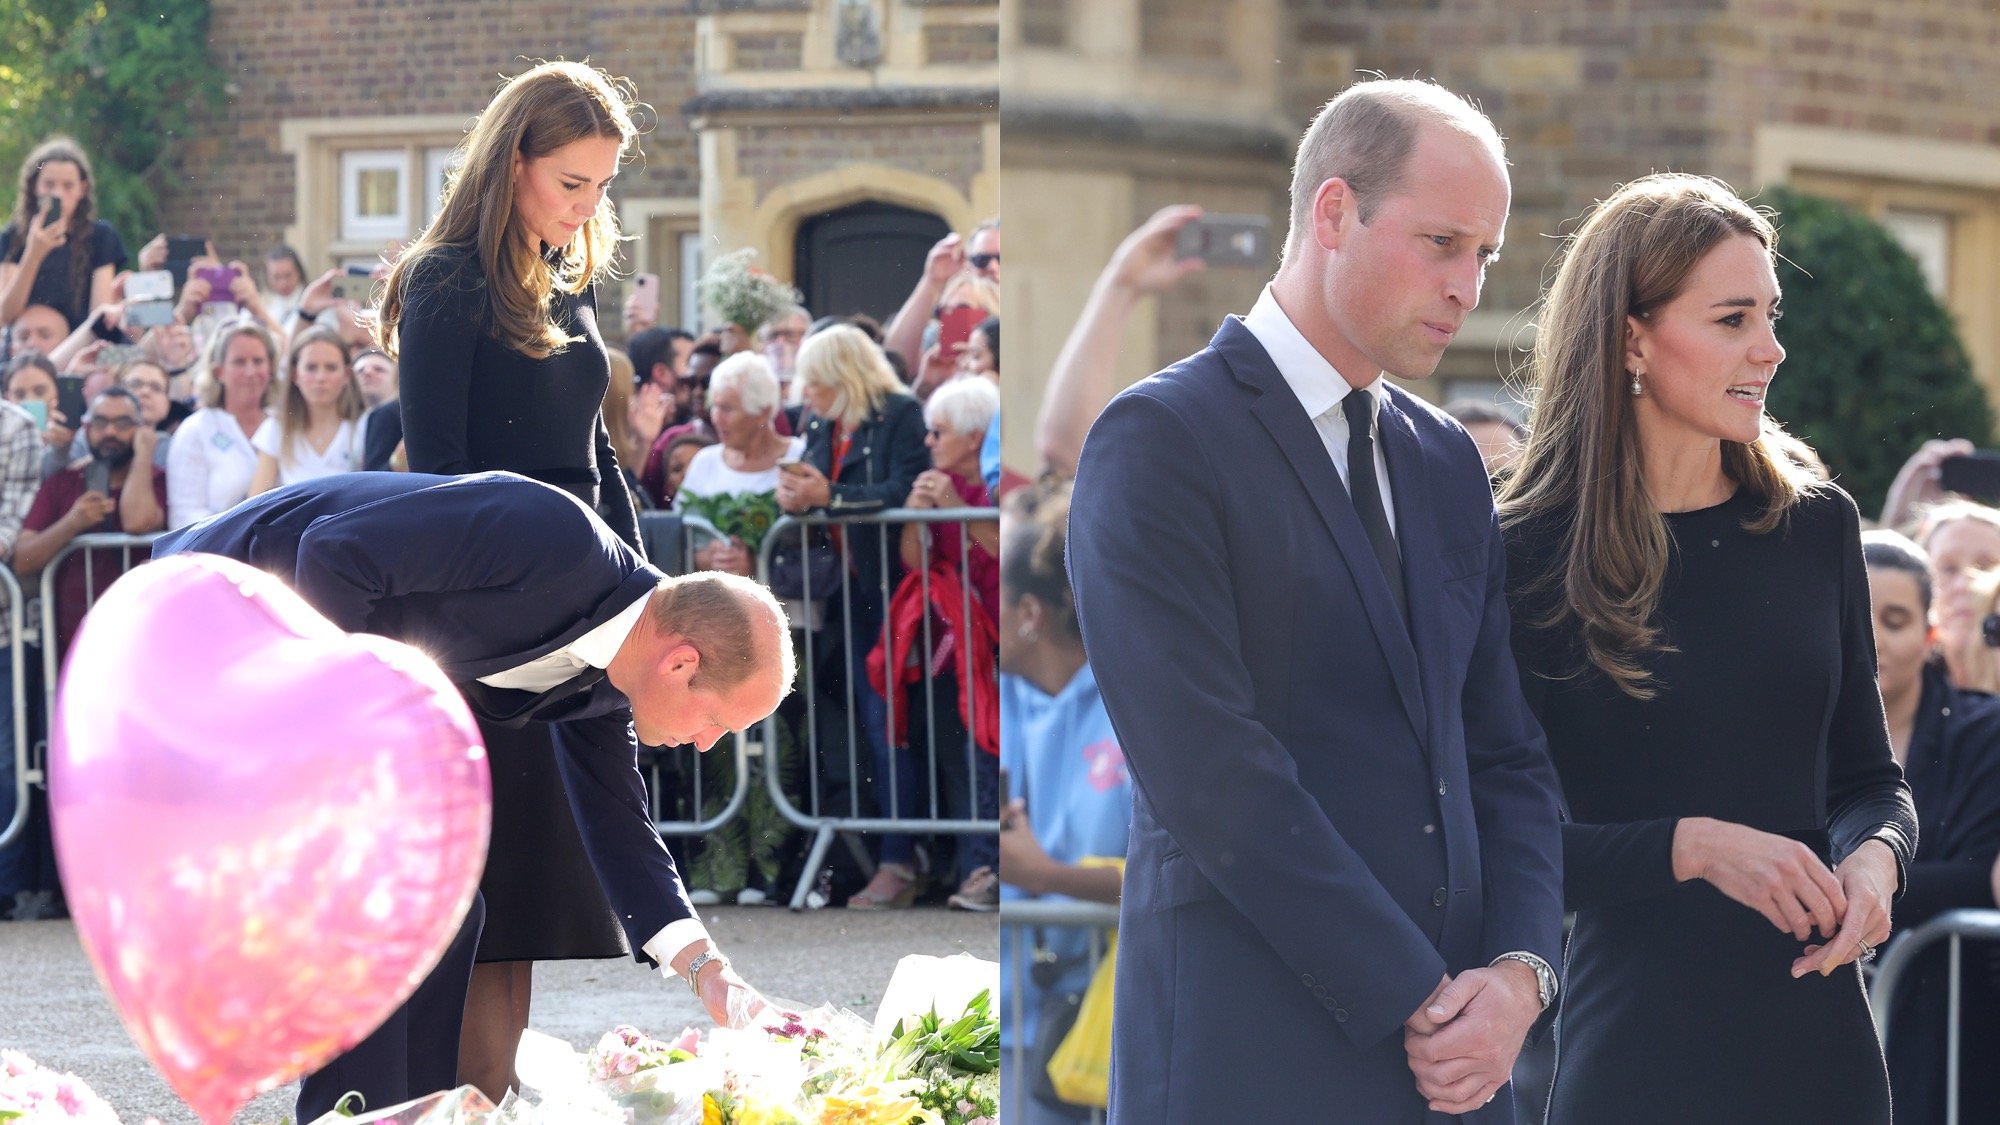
left=670, top=1028, right=702, bottom=1055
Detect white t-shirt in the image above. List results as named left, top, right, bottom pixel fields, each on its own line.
left=166, top=407, right=268, bottom=529
left=251, top=415, right=367, bottom=486
left=672, top=436, right=806, bottom=506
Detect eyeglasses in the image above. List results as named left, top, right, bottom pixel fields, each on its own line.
left=87, top=416, right=138, bottom=433
left=678, top=376, right=711, bottom=390
left=968, top=253, right=999, bottom=270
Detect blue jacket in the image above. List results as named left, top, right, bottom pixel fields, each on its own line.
left=1066, top=317, right=1565, bottom=1124
left=153, top=470, right=693, bottom=963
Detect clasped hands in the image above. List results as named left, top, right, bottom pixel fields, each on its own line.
left=1671, top=817, right=1897, bottom=979
left=1402, top=962, right=1542, bottom=1115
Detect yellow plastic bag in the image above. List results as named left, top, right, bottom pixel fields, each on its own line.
left=1045, top=857, right=1122, bottom=1108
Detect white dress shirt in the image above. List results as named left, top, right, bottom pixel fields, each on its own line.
left=477, top=591, right=714, bottom=975
left=1241, top=286, right=1398, bottom=538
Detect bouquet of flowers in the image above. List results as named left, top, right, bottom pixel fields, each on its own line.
left=0, top=1051, right=125, bottom=1124
left=696, top=250, right=803, bottom=336
left=678, top=491, right=783, bottom=555
left=874, top=991, right=999, bottom=1125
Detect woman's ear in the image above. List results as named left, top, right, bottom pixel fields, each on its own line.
left=1623, top=314, right=1650, bottom=378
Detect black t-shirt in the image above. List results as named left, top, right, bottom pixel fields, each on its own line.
left=0, top=218, right=128, bottom=329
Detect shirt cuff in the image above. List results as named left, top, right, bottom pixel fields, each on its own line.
left=642, top=918, right=713, bottom=981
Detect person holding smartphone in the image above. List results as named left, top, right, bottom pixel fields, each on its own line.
left=13, top=383, right=165, bottom=625
left=0, top=138, right=125, bottom=332
left=3, top=353, right=81, bottom=477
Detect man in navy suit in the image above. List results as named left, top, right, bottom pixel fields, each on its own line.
left=153, top=470, right=793, bottom=1119
left=1066, top=79, right=1565, bottom=1122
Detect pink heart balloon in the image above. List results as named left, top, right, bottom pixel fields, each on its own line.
left=49, top=553, right=490, bottom=1124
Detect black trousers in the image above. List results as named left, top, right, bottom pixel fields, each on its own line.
left=296, top=891, right=487, bottom=1119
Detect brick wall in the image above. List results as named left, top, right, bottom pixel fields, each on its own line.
left=733, top=31, right=806, bottom=71
left=732, top=120, right=986, bottom=203
left=165, top=0, right=700, bottom=264
left=924, top=23, right=999, bottom=65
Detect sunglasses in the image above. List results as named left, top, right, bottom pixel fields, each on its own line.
left=968, top=253, right=999, bottom=270
left=87, top=416, right=139, bottom=433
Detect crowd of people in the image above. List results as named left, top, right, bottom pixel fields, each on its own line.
left=0, top=71, right=1006, bottom=1111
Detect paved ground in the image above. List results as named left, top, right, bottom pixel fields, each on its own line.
left=0, top=907, right=998, bottom=1123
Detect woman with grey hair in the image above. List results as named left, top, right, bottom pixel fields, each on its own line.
left=675, top=351, right=802, bottom=578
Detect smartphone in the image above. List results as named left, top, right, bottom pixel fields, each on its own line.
left=329, top=276, right=371, bottom=303
left=937, top=304, right=987, bottom=355
left=56, top=376, right=87, bottom=430
left=344, top=263, right=374, bottom=278
left=98, top=343, right=145, bottom=369
left=125, top=269, right=175, bottom=303
left=1175, top=213, right=1271, bottom=268
left=124, top=300, right=178, bottom=329
left=84, top=460, right=111, bottom=497
left=165, top=236, right=207, bottom=290
left=777, top=458, right=806, bottom=473
left=631, top=273, right=661, bottom=324
left=195, top=265, right=241, bottom=302
left=1940, top=452, right=2000, bottom=501
left=40, top=195, right=61, bottom=225
left=17, top=400, right=46, bottom=429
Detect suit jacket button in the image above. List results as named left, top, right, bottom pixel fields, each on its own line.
left=1438, top=780, right=1448, bottom=796
left=1334, top=1007, right=1350, bottom=1022
left=1433, top=887, right=1447, bottom=906
left=1302, top=974, right=1316, bottom=987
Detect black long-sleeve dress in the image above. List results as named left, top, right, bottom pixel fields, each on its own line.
left=1504, top=485, right=1917, bottom=1123
left=396, top=242, right=636, bottom=961
left=1882, top=662, right=2000, bottom=1125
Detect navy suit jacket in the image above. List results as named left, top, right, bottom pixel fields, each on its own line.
left=1067, top=318, right=1565, bottom=1123
left=153, top=470, right=693, bottom=961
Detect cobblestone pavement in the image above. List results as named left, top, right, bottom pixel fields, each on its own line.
left=0, top=907, right=998, bottom=1123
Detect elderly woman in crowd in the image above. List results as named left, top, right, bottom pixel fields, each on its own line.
left=779, top=323, right=929, bottom=908
left=890, top=375, right=1002, bottom=911
left=165, top=322, right=276, bottom=529
left=1864, top=531, right=2000, bottom=1124
left=677, top=352, right=802, bottom=559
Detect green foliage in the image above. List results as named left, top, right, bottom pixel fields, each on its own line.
left=1759, top=185, right=1994, bottom=513
left=0, top=0, right=225, bottom=245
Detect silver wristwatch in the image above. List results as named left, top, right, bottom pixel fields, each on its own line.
left=685, top=950, right=727, bottom=1000
left=1489, top=951, right=1558, bottom=1010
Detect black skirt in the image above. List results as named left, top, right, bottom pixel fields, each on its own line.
left=473, top=717, right=630, bottom=963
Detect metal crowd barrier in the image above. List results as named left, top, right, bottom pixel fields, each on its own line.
left=0, top=568, right=30, bottom=852
left=999, top=899, right=1120, bottom=1125
left=756, top=507, right=1002, bottom=909
left=1871, top=907, right=2000, bottom=1125
left=41, top=533, right=164, bottom=737
left=634, top=510, right=755, bottom=836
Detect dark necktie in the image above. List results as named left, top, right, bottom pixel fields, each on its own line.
left=1341, top=389, right=1407, bottom=627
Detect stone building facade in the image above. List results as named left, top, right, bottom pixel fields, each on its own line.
left=1002, top=0, right=2000, bottom=472
left=163, top=0, right=997, bottom=335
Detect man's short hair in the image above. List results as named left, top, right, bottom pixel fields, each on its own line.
left=648, top=571, right=794, bottom=693
left=689, top=340, right=725, bottom=362
left=1285, top=78, right=1506, bottom=260
left=88, top=386, right=141, bottom=416
left=628, top=326, right=680, bottom=383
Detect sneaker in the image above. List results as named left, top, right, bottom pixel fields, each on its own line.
left=946, top=866, right=999, bottom=912
left=687, top=888, right=723, bottom=907
left=735, top=887, right=771, bottom=907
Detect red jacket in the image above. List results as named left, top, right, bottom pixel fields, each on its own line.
left=867, top=560, right=999, bottom=757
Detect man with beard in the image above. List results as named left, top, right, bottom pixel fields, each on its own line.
left=14, top=386, right=166, bottom=654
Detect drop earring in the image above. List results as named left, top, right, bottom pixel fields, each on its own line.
left=1629, top=370, right=1643, bottom=396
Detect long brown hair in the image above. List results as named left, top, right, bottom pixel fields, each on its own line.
left=7, top=137, right=98, bottom=317
left=1498, top=173, right=1825, bottom=698
left=379, top=61, right=638, bottom=362
left=277, top=326, right=364, bottom=464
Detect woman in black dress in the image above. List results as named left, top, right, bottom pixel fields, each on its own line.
left=1498, top=173, right=1916, bottom=1122
left=377, top=60, right=643, bottom=1101
left=1865, top=531, right=2000, bottom=1123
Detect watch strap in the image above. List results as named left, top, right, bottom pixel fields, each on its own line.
left=1489, top=950, right=1558, bottom=1010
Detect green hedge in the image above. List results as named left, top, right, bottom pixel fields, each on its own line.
left=1760, top=185, right=1994, bottom=515
left=0, top=0, right=224, bottom=248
